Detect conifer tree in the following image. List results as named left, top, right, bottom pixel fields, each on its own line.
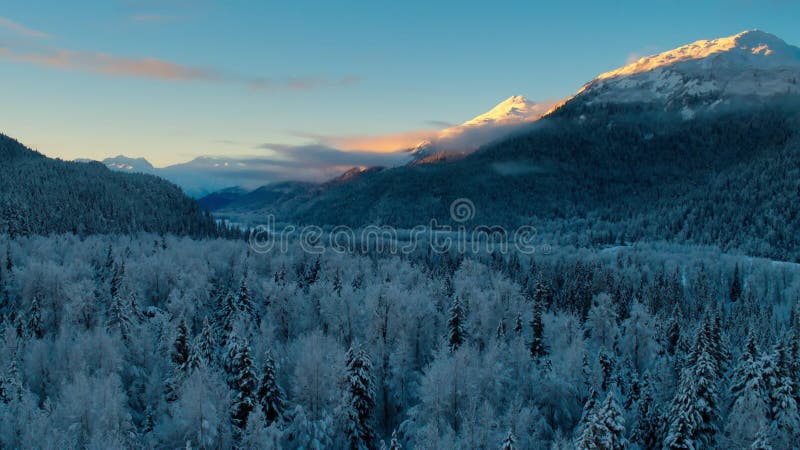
left=529, top=287, right=546, bottom=360
left=730, top=264, right=742, bottom=302
left=256, top=349, right=286, bottom=426
left=769, top=375, right=800, bottom=448
left=172, top=319, right=190, bottom=370
left=342, top=346, right=375, bottom=450
left=196, top=317, right=217, bottom=365
left=631, top=373, right=660, bottom=449
left=231, top=339, right=259, bottom=430
left=726, top=332, right=769, bottom=445
left=106, top=289, right=131, bottom=339
left=447, top=296, right=465, bottom=352
left=27, top=294, right=43, bottom=339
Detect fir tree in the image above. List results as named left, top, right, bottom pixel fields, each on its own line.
left=231, top=339, right=259, bottom=430
left=631, top=373, right=660, bottom=449
left=447, top=296, right=465, bottom=352
left=110, top=260, right=125, bottom=301
left=596, top=391, right=627, bottom=450
left=172, top=319, right=191, bottom=370
left=769, top=375, right=800, bottom=448
left=256, top=349, right=286, bottom=426
left=342, top=346, right=376, bottom=450
left=726, top=332, right=769, bottom=445
left=196, top=317, right=217, bottom=365
left=730, top=264, right=742, bottom=302
left=106, top=289, right=132, bottom=339
left=529, top=287, right=546, bottom=360
left=27, top=294, right=43, bottom=339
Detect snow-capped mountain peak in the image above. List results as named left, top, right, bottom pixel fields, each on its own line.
left=461, top=95, right=542, bottom=127
left=409, top=96, right=554, bottom=164
left=596, top=30, right=800, bottom=82
left=573, top=30, right=800, bottom=110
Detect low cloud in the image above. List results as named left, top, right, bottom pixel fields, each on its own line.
left=293, top=130, right=439, bottom=153
left=256, top=143, right=408, bottom=167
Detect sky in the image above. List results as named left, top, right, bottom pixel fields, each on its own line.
left=1, top=0, right=799, bottom=168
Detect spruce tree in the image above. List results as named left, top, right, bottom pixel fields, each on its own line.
left=730, top=264, right=742, bottom=302
left=171, top=319, right=191, bottom=370
left=631, top=373, right=660, bottom=449
left=27, top=294, right=43, bottom=339
left=726, top=332, right=769, bottom=446
left=256, top=349, right=286, bottom=426
left=196, top=317, right=217, bottom=365
left=106, top=289, right=131, bottom=339
left=447, top=296, right=465, bottom=352
left=342, top=346, right=376, bottom=450
left=769, top=375, right=800, bottom=448
left=231, top=340, right=259, bottom=430
left=596, top=391, right=627, bottom=450
left=529, top=287, right=546, bottom=361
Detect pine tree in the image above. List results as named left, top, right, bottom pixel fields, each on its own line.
left=769, top=375, right=800, bottom=448
left=172, top=319, right=191, bottom=370
left=496, top=319, right=506, bottom=342
left=106, top=288, right=132, bottom=339
left=575, top=390, right=600, bottom=448
left=447, top=296, right=465, bottom=352
left=513, top=312, right=523, bottom=335
left=730, top=264, right=742, bottom=302
left=3, top=357, right=22, bottom=403
left=110, top=260, right=125, bottom=301
left=575, top=390, right=626, bottom=449
left=529, top=287, right=546, bottom=360
left=596, top=391, right=627, bottom=450
left=342, top=346, right=375, bottom=450
left=27, top=293, right=43, bottom=339
left=692, top=345, right=720, bottom=447
left=166, top=319, right=192, bottom=402
left=726, top=332, right=769, bottom=445
left=231, top=340, right=259, bottom=430
left=196, top=317, right=217, bottom=365
left=599, top=351, right=614, bottom=392
left=665, top=307, right=681, bottom=356
left=631, top=373, right=660, bottom=449
left=333, top=268, right=343, bottom=298
left=236, top=275, right=257, bottom=325
left=256, top=349, right=286, bottom=426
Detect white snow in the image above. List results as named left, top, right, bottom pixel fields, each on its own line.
left=574, top=30, right=800, bottom=107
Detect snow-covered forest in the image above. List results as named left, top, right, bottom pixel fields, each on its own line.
left=0, top=234, right=798, bottom=449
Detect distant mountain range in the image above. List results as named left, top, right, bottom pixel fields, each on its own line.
left=95, top=95, right=551, bottom=197
left=0, top=134, right=219, bottom=237
left=202, top=30, right=800, bottom=261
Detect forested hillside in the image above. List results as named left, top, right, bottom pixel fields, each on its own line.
left=0, top=234, right=798, bottom=448
left=0, top=134, right=219, bottom=237
left=211, top=104, right=800, bottom=262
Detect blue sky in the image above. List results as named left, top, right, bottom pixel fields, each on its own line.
left=1, top=0, right=799, bottom=166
